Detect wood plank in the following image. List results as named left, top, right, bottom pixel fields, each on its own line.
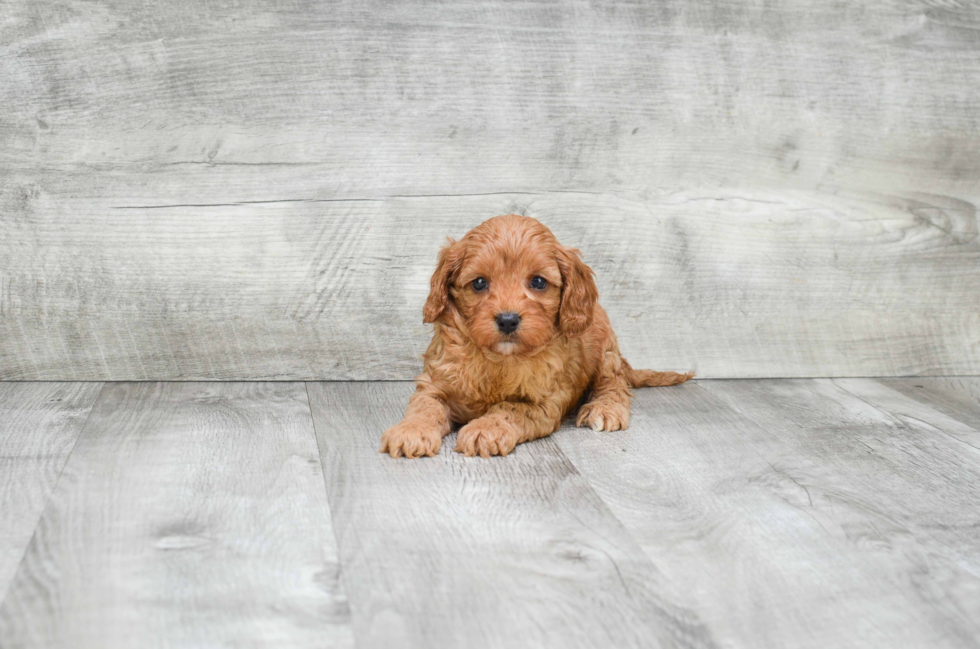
left=0, top=382, right=353, bottom=649
left=306, top=381, right=714, bottom=649
left=1, top=190, right=977, bottom=380
left=878, top=377, right=980, bottom=434
left=0, top=382, right=102, bottom=600
left=555, top=380, right=980, bottom=648
left=832, top=378, right=980, bottom=452
left=2, top=0, right=979, bottom=380
left=699, top=379, right=980, bottom=646
left=3, top=1, right=978, bottom=195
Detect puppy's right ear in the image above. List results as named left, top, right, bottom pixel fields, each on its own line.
left=423, top=237, right=465, bottom=323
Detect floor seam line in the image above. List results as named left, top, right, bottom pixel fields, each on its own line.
left=0, top=381, right=108, bottom=609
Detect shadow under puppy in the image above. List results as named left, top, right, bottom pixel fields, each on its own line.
left=382, top=214, right=692, bottom=458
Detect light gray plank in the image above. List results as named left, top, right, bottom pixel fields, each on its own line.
left=878, top=377, right=980, bottom=434
left=0, top=382, right=102, bottom=601
left=2, top=1, right=978, bottom=195
left=556, top=380, right=980, bottom=648
left=1, top=190, right=977, bottom=380
left=832, top=378, right=980, bottom=452
left=0, top=382, right=353, bottom=649
left=2, top=0, right=980, bottom=380
left=306, top=381, right=714, bottom=649
left=699, top=379, right=980, bottom=647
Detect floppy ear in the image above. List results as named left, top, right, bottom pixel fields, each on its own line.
left=422, top=237, right=465, bottom=323
left=557, top=245, right=598, bottom=337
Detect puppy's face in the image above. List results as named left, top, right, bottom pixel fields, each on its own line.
left=423, top=215, right=598, bottom=357
left=452, top=235, right=563, bottom=355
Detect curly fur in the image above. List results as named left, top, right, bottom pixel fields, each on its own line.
left=381, top=214, right=692, bottom=458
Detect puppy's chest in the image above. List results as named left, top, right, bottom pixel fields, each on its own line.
left=440, top=349, right=580, bottom=422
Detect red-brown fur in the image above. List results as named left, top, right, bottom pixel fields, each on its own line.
left=381, top=214, right=692, bottom=458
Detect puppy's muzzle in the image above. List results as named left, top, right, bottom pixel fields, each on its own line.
left=495, top=312, right=521, bottom=334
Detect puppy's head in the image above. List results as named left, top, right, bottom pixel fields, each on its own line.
left=423, top=214, right=598, bottom=356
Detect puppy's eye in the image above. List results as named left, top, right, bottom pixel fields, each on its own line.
left=530, top=275, right=548, bottom=290
left=472, top=277, right=488, bottom=292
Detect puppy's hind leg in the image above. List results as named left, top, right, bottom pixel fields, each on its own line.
left=576, top=351, right=633, bottom=432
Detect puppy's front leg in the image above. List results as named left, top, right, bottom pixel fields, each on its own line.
left=456, top=401, right=561, bottom=458
left=381, top=384, right=452, bottom=458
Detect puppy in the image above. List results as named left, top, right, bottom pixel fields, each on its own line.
left=381, top=214, right=692, bottom=458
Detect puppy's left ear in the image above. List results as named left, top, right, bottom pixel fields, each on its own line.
left=423, top=237, right=465, bottom=323
left=557, top=245, right=598, bottom=337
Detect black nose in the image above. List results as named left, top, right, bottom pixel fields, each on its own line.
left=495, top=312, right=521, bottom=334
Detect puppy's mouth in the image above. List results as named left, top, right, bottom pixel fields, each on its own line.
left=493, top=341, right=520, bottom=356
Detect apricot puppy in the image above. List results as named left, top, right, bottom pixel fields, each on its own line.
left=381, top=214, right=692, bottom=458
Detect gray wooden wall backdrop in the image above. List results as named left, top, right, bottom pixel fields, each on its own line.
left=1, top=0, right=978, bottom=380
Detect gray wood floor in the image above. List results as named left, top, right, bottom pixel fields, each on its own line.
left=1, top=379, right=979, bottom=648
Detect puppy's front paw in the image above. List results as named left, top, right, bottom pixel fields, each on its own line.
left=576, top=399, right=630, bottom=432
left=380, top=421, right=442, bottom=458
left=456, top=417, right=520, bottom=458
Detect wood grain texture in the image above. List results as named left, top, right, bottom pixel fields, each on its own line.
left=833, top=378, right=980, bottom=452
left=555, top=380, right=980, bottom=648
left=0, top=382, right=101, bottom=601
left=2, top=1, right=978, bottom=193
left=1, top=0, right=979, bottom=379
left=306, top=381, right=715, bottom=649
left=1, top=191, right=977, bottom=380
left=879, top=377, right=980, bottom=433
left=1, top=378, right=978, bottom=646
left=699, top=379, right=980, bottom=647
left=0, top=382, right=353, bottom=649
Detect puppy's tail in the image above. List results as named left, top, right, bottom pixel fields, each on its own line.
left=625, top=362, right=695, bottom=388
